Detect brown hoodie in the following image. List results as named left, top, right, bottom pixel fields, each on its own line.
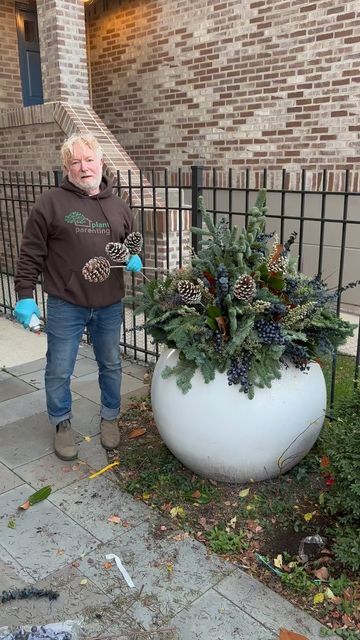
left=15, top=176, right=134, bottom=308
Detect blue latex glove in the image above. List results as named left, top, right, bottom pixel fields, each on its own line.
left=14, top=298, right=40, bottom=327
left=125, top=255, right=143, bottom=272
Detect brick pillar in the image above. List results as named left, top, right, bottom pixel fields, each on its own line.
left=36, top=0, right=90, bottom=105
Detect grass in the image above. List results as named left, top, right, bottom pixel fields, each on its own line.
left=109, top=358, right=359, bottom=639
left=322, top=354, right=358, bottom=411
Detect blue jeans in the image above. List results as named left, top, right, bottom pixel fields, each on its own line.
left=45, top=296, right=123, bottom=427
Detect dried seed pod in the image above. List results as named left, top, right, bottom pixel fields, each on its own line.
left=177, top=280, right=202, bottom=305
left=233, top=274, right=256, bottom=301
left=124, top=231, right=143, bottom=254
left=82, top=256, right=111, bottom=283
left=105, top=242, right=130, bottom=263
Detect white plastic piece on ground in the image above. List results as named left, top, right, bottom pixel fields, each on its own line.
left=105, top=553, right=135, bottom=589
left=151, top=348, right=327, bottom=483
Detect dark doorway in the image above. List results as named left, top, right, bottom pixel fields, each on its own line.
left=16, top=4, right=43, bottom=106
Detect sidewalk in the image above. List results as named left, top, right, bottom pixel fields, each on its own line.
left=0, top=316, right=326, bottom=639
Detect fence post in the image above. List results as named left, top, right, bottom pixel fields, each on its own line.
left=53, top=170, right=63, bottom=187
left=191, top=165, right=203, bottom=253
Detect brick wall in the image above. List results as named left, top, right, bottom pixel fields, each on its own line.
left=88, top=0, right=360, bottom=172
left=0, top=1, right=23, bottom=109
left=37, top=0, right=90, bottom=104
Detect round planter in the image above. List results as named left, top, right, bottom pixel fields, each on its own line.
left=151, top=348, right=327, bottom=483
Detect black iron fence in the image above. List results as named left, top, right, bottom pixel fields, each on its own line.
left=1, top=167, right=359, bottom=407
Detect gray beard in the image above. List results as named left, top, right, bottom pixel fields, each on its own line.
left=69, top=177, right=101, bottom=193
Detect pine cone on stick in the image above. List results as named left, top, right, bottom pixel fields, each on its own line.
left=82, top=257, right=111, bottom=283
left=177, top=280, right=202, bottom=305
left=105, top=242, right=130, bottom=263
left=124, top=232, right=143, bottom=254
left=233, top=275, right=256, bottom=301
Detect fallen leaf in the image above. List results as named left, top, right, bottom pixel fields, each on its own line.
left=279, top=629, right=309, bottom=640
left=56, top=549, right=65, bottom=555
left=83, top=436, right=92, bottom=442
left=107, top=515, right=121, bottom=524
left=166, top=563, right=173, bottom=573
left=320, top=455, right=330, bottom=468
left=142, top=492, right=151, bottom=500
left=103, top=561, right=113, bottom=569
left=129, top=427, right=147, bottom=439
left=324, top=587, right=338, bottom=602
left=160, top=525, right=167, bottom=531
left=303, top=512, right=314, bottom=522
left=170, top=506, right=185, bottom=518
left=172, top=532, right=189, bottom=541
left=313, top=592, right=325, bottom=604
left=341, top=613, right=353, bottom=626
left=80, top=578, right=88, bottom=586
left=274, top=554, right=283, bottom=569
left=239, top=488, right=250, bottom=498
left=343, top=587, right=353, bottom=601
left=246, top=520, right=263, bottom=533
left=314, top=567, right=329, bottom=581
left=71, top=561, right=80, bottom=568
left=191, top=490, right=201, bottom=499
left=7, top=519, right=16, bottom=529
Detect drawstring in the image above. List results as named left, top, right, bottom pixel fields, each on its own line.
left=96, top=196, right=115, bottom=242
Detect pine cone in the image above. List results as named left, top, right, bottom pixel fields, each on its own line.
left=233, top=275, right=256, bottom=301
left=105, top=242, right=130, bottom=263
left=124, top=231, right=143, bottom=254
left=82, top=257, right=111, bottom=283
left=177, top=280, right=202, bottom=305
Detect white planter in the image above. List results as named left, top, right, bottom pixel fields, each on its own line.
left=151, top=349, right=327, bottom=483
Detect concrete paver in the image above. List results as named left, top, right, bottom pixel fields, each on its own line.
left=49, top=476, right=151, bottom=543
left=0, top=377, right=36, bottom=402
left=0, top=316, right=327, bottom=638
left=0, top=565, right=112, bottom=629
left=0, top=461, right=24, bottom=494
left=14, top=454, right=92, bottom=492
left=76, top=521, right=234, bottom=630
left=165, top=588, right=276, bottom=640
left=0, top=484, right=99, bottom=580
left=0, top=412, right=56, bottom=467
left=77, top=433, right=108, bottom=469
left=0, top=548, right=35, bottom=588
left=215, top=570, right=324, bottom=638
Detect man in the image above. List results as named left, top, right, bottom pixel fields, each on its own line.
left=14, top=133, right=142, bottom=461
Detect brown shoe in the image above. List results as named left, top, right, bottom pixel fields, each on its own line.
left=54, top=420, right=78, bottom=461
left=100, top=418, right=120, bottom=450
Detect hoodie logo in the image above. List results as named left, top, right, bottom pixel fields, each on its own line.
left=65, top=211, right=110, bottom=235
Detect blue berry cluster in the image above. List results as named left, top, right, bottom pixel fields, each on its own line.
left=214, top=330, right=224, bottom=353
left=284, top=342, right=310, bottom=371
left=269, top=302, right=287, bottom=318
left=216, top=264, right=229, bottom=302
left=255, top=318, right=287, bottom=345
left=227, top=351, right=252, bottom=393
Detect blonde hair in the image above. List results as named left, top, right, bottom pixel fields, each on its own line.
left=61, top=133, right=103, bottom=168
